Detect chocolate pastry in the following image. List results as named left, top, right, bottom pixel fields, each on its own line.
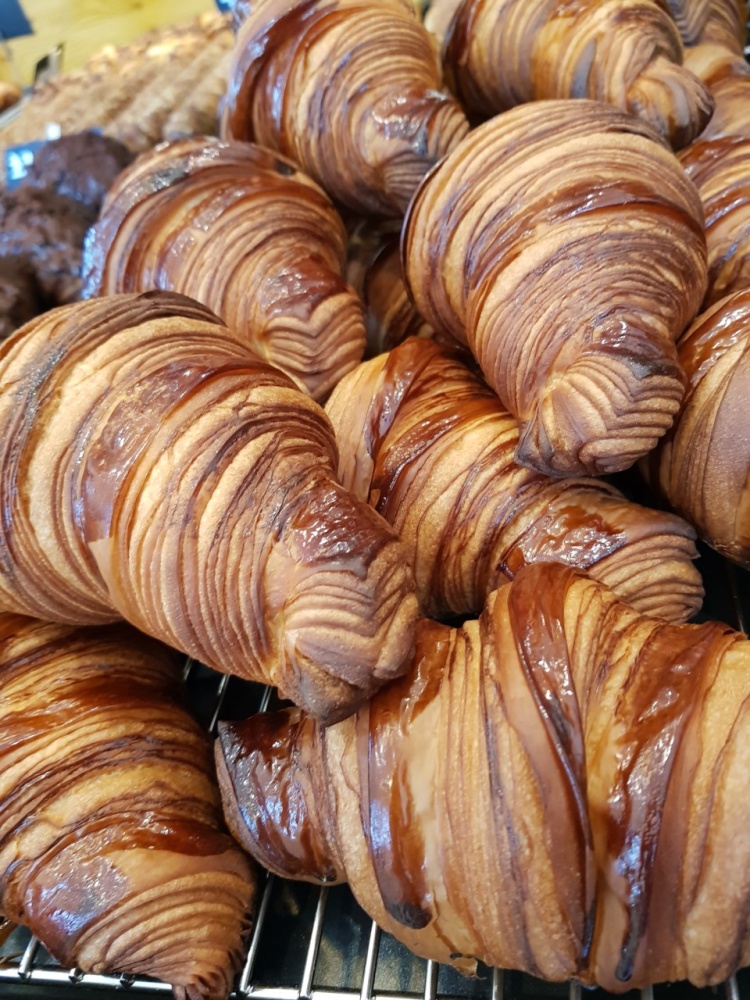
left=650, top=289, right=750, bottom=568
left=0, top=186, right=92, bottom=304
left=0, top=291, right=417, bottom=724
left=346, top=220, right=437, bottom=356
left=84, top=139, right=366, bottom=401
left=216, top=560, right=750, bottom=992
left=0, top=612, right=253, bottom=999
left=656, top=0, right=711, bottom=42
left=680, top=134, right=750, bottom=304
left=326, top=338, right=703, bottom=622
left=403, top=101, right=708, bottom=477
left=425, top=0, right=713, bottom=149
left=0, top=259, right=40, bottom=341
left=222, top=0, right=470, bottom=216
left=18, top=131, right=134, bottom=214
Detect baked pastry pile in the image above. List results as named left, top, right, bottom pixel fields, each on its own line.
left=0, top=13, right=232, bottom=161
left=1, top=0, right=750, bottom=996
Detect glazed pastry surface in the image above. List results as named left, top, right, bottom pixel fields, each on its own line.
left=223, top=0, right=470, bottom=216
left=0, top=612, right=253, bottom=1000
left=651, top=289, right=750, bottom=567
left=217, top=562, right=750, bottom=992
left=425, top=0, right=713, bottom=148
left=403, top=101, right=707, bottom=477
left=326, top=338, right=703, bottom=622
left=0, top=292, right=417, bottom=722
left=84, top=138, right=365, bottom=401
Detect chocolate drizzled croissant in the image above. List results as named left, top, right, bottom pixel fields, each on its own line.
left=694, top=0, right=746, bottom=50
left=682, top=3, right=749, bottom=139
left=658, top=0, right=711, bottom=43
left=216, top=561, right=750, bottom=992
left=325, top=338, right=703, bottom=622
left=680, top=134, right=750, bottom=304
left=0, top=292, right=417, bottom=723
left=403, top=101, right=708, bottom=477
left=425, top=0, right=713, bottom=149
left=222, top=0, right=470, bottom=216
left=651, top=290, right=750, bottom=567
left=0, top=613, right=253, bottom=999
left=346, top=221, right=438, bottom=356
left=84, top=139, right=365, bottom=401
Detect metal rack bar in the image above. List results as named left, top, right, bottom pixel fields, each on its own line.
left=209, top=673, right=232, bottom=732
left=300, top=888, right=329, bottom=1000
left=423, top=962, right=438, bottom=1000
left=360, top=923, right=381, bottom=1000
left=239, top=874, right=276, bottom=996
left=490, top=968, right=503, bottom=1000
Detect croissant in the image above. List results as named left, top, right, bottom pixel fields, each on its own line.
left=216, top=561, right=750, bottom=993
left=682, top=4, right=749, bottom=140
left=650, top=289, right=750, bottom=567
left=679, top=134, right=750, bottom=304
left=693, top=0, right=746, bottom=49
left=346, top=221, right=437, bottom=356
left=83, top=139, right=365, bottom=401
left=424, top=0, right=713, bottom=149
left=0, top=292, right=417, bottom=723
left=222, top=0, right=470, bottom=216
left=0, top=612, right=253, bottom=999
left=325, top=338, right=703, bottom=622
left=657, top=0, right=711, bottom=43
left=403, top=101, right=708, bottom=477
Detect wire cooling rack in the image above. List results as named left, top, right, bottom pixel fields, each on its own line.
left=1, top=542, right=750, bottom=1000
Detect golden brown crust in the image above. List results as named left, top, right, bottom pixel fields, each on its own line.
left=326, top=338, right=703, bottom=622
left=222, top=0, right=470, bottom=216
left=682, top=4, right=749, bottom=141
left=0, top=612, right=253, bottom=999
left=0, top=292, right=417, bottom=723
left=651, top=289, right=750, bottom=567
left=427, top=0, right=713, bottom=149
left=695, top=0, right=746, bottom=51
left=679, top=135, right=750, bottom=305
left=346, top=220, right=440, bottom=356
left=0, top=15, right=232, bottom=158
left=84, top=139, right=366, bottom=401
left=216, top=562, right=750, bottom=991
left=402, top=101, right=707, bottom=477
left=656, top=0, right=712, bottom=43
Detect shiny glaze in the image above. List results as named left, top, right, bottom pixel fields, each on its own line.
left=216, top=711, right=343, bottom=883
left=0, top=291, right=418, bottom=722
left=223, top=0, right=469, bottom=216
left=438, top=0, right=711, bottom=148
left=355, top=620, right=447, bottom=928
left=326, top=337, right=702, bottom=623
left=589, top=613, right=738, bottom=988
left=0, top=612, right=253, bottom=993
left=219, top=562, right=750, bottom=989
left=680, top=136, right=750, bottom=306
left=402, top=101, right=706, bottom=477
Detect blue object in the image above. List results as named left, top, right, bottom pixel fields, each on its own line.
left=0, top=0, right=33, bottom=40
left=216, top=0, right=232, bottom=11
left=5, top=141, right=46, bottom=190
